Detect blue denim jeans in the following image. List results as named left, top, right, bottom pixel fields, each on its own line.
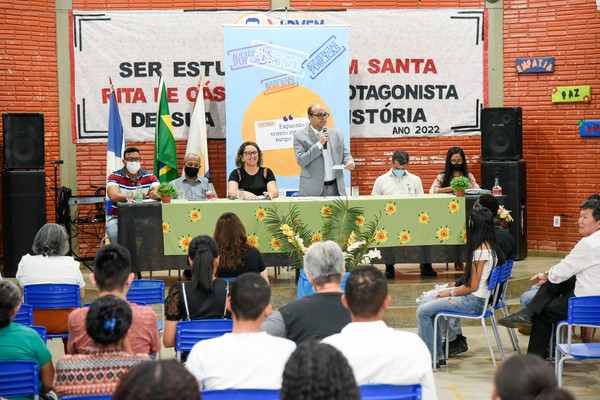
left=520, top=284, right=540, bottom=308
left=105, top=215, right=118, bottom=245
left=416, top=294, right=486, bottom=360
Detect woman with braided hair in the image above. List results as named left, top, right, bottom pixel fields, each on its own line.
left=53, top=295, right=149, bottom=397
left=281, top=341, right=360, bottom=400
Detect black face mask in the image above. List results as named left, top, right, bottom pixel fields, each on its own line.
left=185, top=166, right=200, bottom=178
left=451, top=163, right=463, bottom=171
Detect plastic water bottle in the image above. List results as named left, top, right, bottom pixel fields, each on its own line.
left=492, top=173, right=502, bottom=196
left=206, top=178, right=217, bottom=200
left=135, top=186, right=144, bottom=203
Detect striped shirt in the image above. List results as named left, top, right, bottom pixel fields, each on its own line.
left=107, top=167, right=159, bottom=215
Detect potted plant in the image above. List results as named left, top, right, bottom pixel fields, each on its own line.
left=450, top=176, right=470, bottom=197
left=156, top=182, right=177, bottom=203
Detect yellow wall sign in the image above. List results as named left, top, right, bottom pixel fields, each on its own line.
left=552, top=86, right=591, bottom=103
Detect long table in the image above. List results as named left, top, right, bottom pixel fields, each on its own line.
left=118, top=195, right=468, bottom=271
left=161, top=195, right=468, bottom=267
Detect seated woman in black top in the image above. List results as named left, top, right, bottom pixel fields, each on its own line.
left=213, top=212, right=269, bottom=283
left=228, top=141, right=278, bottom=199
left=163, top=235, right=230, bottom=348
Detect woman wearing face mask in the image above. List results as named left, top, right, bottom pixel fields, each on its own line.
left=428, top=146, right=479, bottom=272
left=429, top=146, right=480, bottom=194
left=170, top=152, right=215, bottom=200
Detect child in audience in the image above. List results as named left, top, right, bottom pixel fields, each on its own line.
left=53, top=295, right=149, bottom=396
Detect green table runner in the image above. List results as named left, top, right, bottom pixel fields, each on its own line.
left=162, top=195, right=466, bottom=255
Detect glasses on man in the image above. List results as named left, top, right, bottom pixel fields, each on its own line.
left=310, top=113, right=330, bottom=119
left=243, top=151, right=259, bottom=157
left=125, top=157, right=141, bottom=162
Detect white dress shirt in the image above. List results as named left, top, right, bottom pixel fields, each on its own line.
left=547, top=229, right=600, bottom=297
left=322, top=320, right=438, bottom=400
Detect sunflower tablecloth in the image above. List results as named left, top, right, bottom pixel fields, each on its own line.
left=161, top=195, right=466, bottom=255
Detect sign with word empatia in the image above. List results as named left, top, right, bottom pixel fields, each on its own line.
left=71, top=9, right=485, bottom=143
left=224, top=26, right=350, bottom=189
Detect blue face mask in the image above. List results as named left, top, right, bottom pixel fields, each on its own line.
left=393, top=169, right=406, bottom=178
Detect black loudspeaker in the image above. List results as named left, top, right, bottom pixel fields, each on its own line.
left=481, top=160, right=527, bottom=260
left=2, top=170, right=47, bottom=277
left=481, top=107, right=522, bottom=161
left=3, top=113, right=45, bottom=170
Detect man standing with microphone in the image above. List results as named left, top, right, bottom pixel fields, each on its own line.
left=293, top=103, right=355, bottom=196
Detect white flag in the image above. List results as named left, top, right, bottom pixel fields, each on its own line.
left=185, top=80, right=210, bottom=178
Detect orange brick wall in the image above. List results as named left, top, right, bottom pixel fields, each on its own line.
left=2, top=0, right=599, bottom=267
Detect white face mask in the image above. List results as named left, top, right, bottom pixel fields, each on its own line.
left=126, top=161, right=141, bottom=175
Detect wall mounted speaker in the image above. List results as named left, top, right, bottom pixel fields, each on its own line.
left=3, top=113, right=45, bottom=170
left=481, top=107, right=522, bottom=161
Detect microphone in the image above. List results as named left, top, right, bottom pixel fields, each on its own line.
left=322, top=127, right=328, bottom=149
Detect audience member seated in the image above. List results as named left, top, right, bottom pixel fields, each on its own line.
left=213, top=212, right=268, bottom=282
left=322, top=266, right=437, bottom=400
left=262, top=241, right=351, bottom=343
left=499, top=198, right=600, bottom=356
left=427, top=146, right=480, bottom=274
left=113, top=360, right=199, bottom=400
left=281, top=341, right=360, bottom=400
left=186, top=273, right=296, bottom=390
left=417, top=208, right=499, bottom=368
left=425, top=194, right=513, bottom=357
left=67, top=244, right=160, bottom=356
left=492, top=354, right=575, bottom=400
left=0, top=280, right=55, bottom=398
left=370, top=150, right=424, bottom=279
left=54, top=295, right=149, bottom=397
left=228, top=141, right=278, bottom=199
left=163, top=235, right=231, bottom=348
left=16, top=223, right=85, bottom=335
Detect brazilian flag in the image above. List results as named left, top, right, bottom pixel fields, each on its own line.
left=153, top=77, right=178, bottom=183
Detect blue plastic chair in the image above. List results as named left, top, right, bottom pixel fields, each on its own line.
left=555, top=295, right=600, bottom=387
left=201, top=389, right=280, bottom=399
left=175, top=319, right=233, bottom=361
left=493, top=260, right=521, bottom=356
left=126, top=279, right=165, bottom=333
left=61, top=395, right=112, bottom=400
left=360, top=384, right=422, bottom=400
left=433, top=264, right=504, bottom=369
left=297, top=269, right=350, bottom=298
left=23, top=283, right=81, bottom=340
left=30, top=325, right=48, bottom=344
left=0, top=360, right=39, bottom=399
left=14, top=304, right=34, bottom=325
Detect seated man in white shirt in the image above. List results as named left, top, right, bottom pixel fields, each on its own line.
left=185, top=272, right=296, bottom=390
left=371, top=151, right=425, bottom=279
left=322, top=266, right=437, bottom=400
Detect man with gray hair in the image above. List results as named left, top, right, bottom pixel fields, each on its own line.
left=170, top=152, right=212, bottom=200
left=262, top=241, right=351, bottom=343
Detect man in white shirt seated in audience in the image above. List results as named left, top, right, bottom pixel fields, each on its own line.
left=322, top=266, right=438, bottom=400
left=262, top=241, right=351, bottom=343
left=370, top=150, right=426, bottom=279
left=185, top=272, right=296, bottom=390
